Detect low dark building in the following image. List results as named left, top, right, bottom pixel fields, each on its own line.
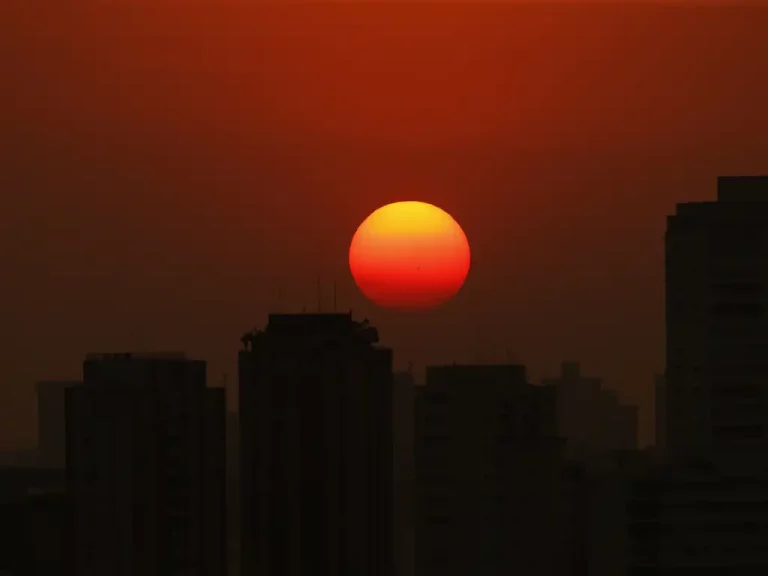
left=0, top=467, right=69, bottom=576
left=415, top=364, right=566, bottom=576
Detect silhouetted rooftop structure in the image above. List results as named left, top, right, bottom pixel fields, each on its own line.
left=84, top=351, right=187, bottom=361
left=717, top=175, right=768, bottom=202
left=672, top=177, right=768, bottom=219
left=240, top=312, right=380, bottom=350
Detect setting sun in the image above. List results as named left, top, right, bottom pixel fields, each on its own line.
left=349, top=201, right=471, bottom=310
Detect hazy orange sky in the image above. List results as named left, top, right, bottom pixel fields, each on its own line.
left=2, top=1, right=768, bottom=448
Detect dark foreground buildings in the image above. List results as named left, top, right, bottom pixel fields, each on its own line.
left=393, top=371, right=416, bottom=576
left=664, top=175, right=768, bottom=468
left=414, top=364, right=566, bottom=576
left=0, top=467, right=68, bottom=576
left=239, top=313, right=394, bottom=576
left=66, top=353, right=226, bottom=576
left=542, top=362, right=638, bottom=467
left=619, top=175, right=768, bottom=574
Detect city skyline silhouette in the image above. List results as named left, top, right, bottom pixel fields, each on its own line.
left=4, top=1, right=768, bottom=451
left=4, top=174, right=768, bottom=573
left=3, top=1, right=768, bottom=575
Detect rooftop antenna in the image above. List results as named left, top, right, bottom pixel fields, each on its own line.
left=277, top=285, right=283, bottom=313
left=333, top=280, right=338, bottom=312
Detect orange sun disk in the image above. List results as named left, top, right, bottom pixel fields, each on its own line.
left=349, top=201, right=471, bottom=310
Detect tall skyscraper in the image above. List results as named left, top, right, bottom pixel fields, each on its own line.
left=415, top=364, right=565, bottom=576
left=651, top=176, right=768, bottom=572
left=36, top=380, right=80, bottom=468
left=66, top=352, right=226, bottom=576
left=239, top=313, right=394, bottom=576
left=665, top=176, right=768, bottom=466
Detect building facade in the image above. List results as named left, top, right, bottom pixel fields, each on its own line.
left=654, top=175, right=768, bottom=573
left=0, top=467, right=69, bottom=576
left=665, top=176, right=768, bottom=467
left=66, top=353, right=226, bottom=576
left=415, top=364, right=565, bottom=576
left=239, top=313, right=394, bottom=576
left=654, top=374, right=666, bottom=462
left=393, top=371, right=415, bottom=576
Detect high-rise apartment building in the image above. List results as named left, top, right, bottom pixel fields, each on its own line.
left=665, top=176, right=768, bottom=467
left=415, top=364, right=565, bottom=576
left=651, top=176, right=768, bottom=572
left=66, top=352, right=226, bottom=576
left=239, top=313, right=394, bottom=576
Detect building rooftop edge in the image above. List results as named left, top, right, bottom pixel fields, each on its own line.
left=85, top=352, right=190, bottom=361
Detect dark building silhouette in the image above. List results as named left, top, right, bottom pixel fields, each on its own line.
left=586, top=449, right=768, bottom=574
left=649, top=175, right=768, bottom=572
left=36, top=381, right=80, bottom=468
left=239, top=313, right=394, bottom=576
left=580, top=449, right=656, bottom=576
left=542, top=362, right=638, bottom=467
left=414, top=364, right=565, bottom=576
left=653, top=374, right=666, bottom=461
left=560, top=463, right=589, bottom=576
left=225, top=411, right=240, bottom=576
left=66, top=352, right=226, bottom=576
left=0, top=450, right=39, bottom=468
left=647, top=461, right=768, bottom=573
left=392, top=371, right=415, bottom=576
left=0, top=467, right=69, bottom=576
left=665, top=176, right=768, bottom=467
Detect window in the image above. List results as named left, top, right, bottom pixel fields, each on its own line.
left=712, top=302, right=763, bottom=319
left=708, top=226, right=763, bottom=257
left=422, top=434, right=452, bottom=445
left=712, top=403, right=764, bottom=420
left=713, top=384, right=761, bottom=399
left=426, top=392, right=450, bottom=405
left=714, top=281, right=762, bottom=297
left=712, top=425, right=763, bottom=441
